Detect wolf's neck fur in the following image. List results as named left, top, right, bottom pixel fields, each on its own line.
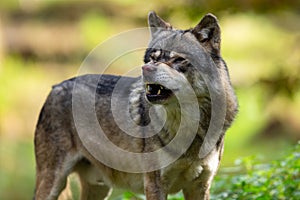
left=128, top=79, right=211, bottom=153
left=160, top=97, right=212, bottom=141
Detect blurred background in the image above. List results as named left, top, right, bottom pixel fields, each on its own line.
left=0, top=0, right=299, bottom=199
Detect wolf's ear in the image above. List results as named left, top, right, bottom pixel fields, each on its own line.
left=192, top=14, right=221, bottom=55
left=148, top=11, right=172, bottom=37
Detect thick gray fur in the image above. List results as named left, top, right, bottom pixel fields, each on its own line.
left=34, top=11, right=238, bottom=200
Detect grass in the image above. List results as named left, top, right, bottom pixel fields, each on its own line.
left=121, top=142, right=300, bottom=200
left=0, top=137, right=35, bottom=200
left=211, top=142, right=300, bottom=200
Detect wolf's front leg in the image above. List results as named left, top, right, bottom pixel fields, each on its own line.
left=144, top=171, right=166, bottom=200
left=182, top=164, right=218, bottom=200
left=182, top=182, right=211, bottom=200
left=183, top=140, right=224, bottom=200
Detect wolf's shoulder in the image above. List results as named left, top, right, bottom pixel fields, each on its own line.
left=51, top=74, right=138, bottom=95
left=52, top=74, right=120, bottom=91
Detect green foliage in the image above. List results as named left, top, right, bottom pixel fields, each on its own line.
left=123, top=191, right=144, bottom=200
left=122, top=191, right=184, bottom=200
left=120, top=143, right=300, bottom=200
left=211, top=142, right=300, bottom=199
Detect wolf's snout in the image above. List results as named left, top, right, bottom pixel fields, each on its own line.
left=142, top=64, right=156, bottom=73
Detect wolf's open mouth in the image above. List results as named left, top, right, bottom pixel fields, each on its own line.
left=145, top=83, right=173, bottom=103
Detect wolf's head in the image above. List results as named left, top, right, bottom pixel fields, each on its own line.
left=142, top=11, right=225, bottom=105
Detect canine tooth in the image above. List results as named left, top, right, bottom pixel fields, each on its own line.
left=157, top=89, right=161, bottom=95
left=160, top=86, right=164, bottom=90
left=147, top=85, right=150, bottom=91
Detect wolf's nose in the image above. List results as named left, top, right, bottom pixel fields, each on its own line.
left=142, top=64, right=156, bottom=72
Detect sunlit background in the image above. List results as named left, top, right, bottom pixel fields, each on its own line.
left=0, top=0, right=299, bottom=199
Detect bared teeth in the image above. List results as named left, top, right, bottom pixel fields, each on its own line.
left=147, top=84, right=151, bottom=93
left=146, top=84, right=166, bottom=95
left=157, top=89, right=161, bottom=95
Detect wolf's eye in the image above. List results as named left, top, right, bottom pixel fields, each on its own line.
left=150, top=50, right=161, bottom=61
left=150, top=54, right=156, bottom=61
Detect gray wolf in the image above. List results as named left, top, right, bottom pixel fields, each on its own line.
left=34, top=11, right=238, bottom=200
